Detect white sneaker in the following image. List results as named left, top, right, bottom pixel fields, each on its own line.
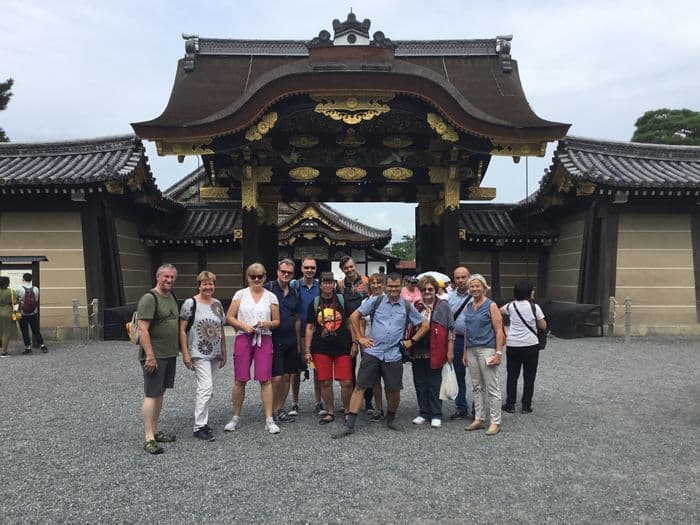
left=265, top=419, right=280, bottom=434
left=412, top=416, right=427, bottom=425
left=431, top=418, right=442, bottom=428
left=224, top=416, right=241, bottom=432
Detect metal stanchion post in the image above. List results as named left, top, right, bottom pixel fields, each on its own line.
left=624, top=297, right=631, bottom=343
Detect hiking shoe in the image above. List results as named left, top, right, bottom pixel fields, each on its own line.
left=265, top=420, right=281, bottom=434
left=370, top=409, right=385, bottom=422
left=288, top=404, right=299, bottom=416
left=154, top=431, right=176, bottom=443
left=22, top=348, right=33, bottom=355
left=430, top=418, right=442, bottom=428
left=143, top=439, right=164, bottom=455
left=40, top=345, right=48, bottom=353
left=276, top=410, right=295, bottom=423
left=412, top=416, right=427, bottom=425
left=331, top=425, right=354, bottom=439
left=386, top=420, right=405, bottom=432
left=314, top=402, right=327, bottom=416
left=193, top=428, right=215, bottom=441
left=224, top=416, right=241, bottom=432
left=449, top=410, right=468, bottom=420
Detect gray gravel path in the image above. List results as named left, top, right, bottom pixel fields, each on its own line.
left=0, top=336, right=698, bottom=524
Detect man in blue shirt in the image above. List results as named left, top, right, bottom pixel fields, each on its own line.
left=293, top=257, right=321, bottom=415
left=265, top=259, right=300, bottom=423
left=447, top=265, right=473, bottom=419
left=332, top=273, right=429, bottom=438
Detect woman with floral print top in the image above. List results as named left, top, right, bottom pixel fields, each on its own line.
left=179, top=271, right=227, bottom=442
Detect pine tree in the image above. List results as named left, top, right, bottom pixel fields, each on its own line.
left=0, top=78, right=14, bottom=142
left=631, top=108, right=699, bottom=146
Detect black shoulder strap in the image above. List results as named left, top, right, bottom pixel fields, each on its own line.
left=147, top=290, right=159, bottom=321
left=513, top=302, right=538, bottom=337
left=453, top=295, right=470, bottom=321
left=403, top=299, right=412, bottom=338
left=185, top=297, right=197, bottom=334
left=369, top=294, right=384, bottom=325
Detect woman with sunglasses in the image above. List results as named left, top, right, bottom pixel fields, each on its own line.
left=225, top=263, right=281, bottom=434
left=408, top=275, right=455, bottom=428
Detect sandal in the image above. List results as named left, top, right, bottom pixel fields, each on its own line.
left=318, top=414, right=336, bottom=425
left=143, top=439, right=164, bottom=455
left=154, top=431, right=176, bottom=443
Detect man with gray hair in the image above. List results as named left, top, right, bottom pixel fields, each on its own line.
left=138, top=264, right=179, bottom=455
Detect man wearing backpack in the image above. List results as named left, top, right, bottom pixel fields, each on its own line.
left=332, top=273, right=429, bottom=438
left=16, top=273, right=48, bottom=354
left=137, top=264, right=180, bottom=455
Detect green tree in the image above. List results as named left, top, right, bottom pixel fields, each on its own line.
left=631, top=108, right=700, bottom=145
left=0, top=78, right=13, bottom=142
left=388, top=234, right=416, bottom=260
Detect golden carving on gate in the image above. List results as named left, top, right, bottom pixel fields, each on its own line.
left=382, top=135, right=413, bottom=149
left=104, top=181, right=124, bottom=194
left=336, top=128, right=366, bottom=147
left=336, top=167, right=367, bottom=180
left=289, top=167, right=320, bottom=180
left=382, top=167, right=413, bottom=180
left=490, top=141, right=547, bottom=157
left=576, top=182, right=597, bottom=196
left=466, top=187, right=497, bottom=201
left=200, top=186, right=230, bottom=200
left=311, top=93, right=394, bottom=125
left=427, top=113, right=459, bottom=142
left=288, top=134, right=319, bottom=148
left=458, top=228, right=467, bottom=240
left=245, top=113, right=278, bottom=141
left=156, top=140, right=214, bottom=156
left=233, top=229, right=243, bottom=239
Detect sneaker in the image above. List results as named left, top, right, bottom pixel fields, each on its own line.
left=193, top=428, right=215, bottom=441
left=314, top=402, right=327, bottom=416
left=412, top=416, right=427, bottom=425
left=288, top=403, right=299, bottom=416
left=521, top=406, right=533, bottom=414
left=276, top=409, right=295, bottom=423
left=224, top=416, right=241, bottom=432
left=449, top=410, right=468, bottom=420
left=331, top=425, right=354, bottom=439
left=201, top=424, right=214, bottom=438
left=430, top=418, right=442, bottom=428
left=502, top=404, right=515, bottom=413
left=0, top=352, right=9, bottom=358
left=40, top=345, right=48, bottom=353
left=265, top=420, right=280, bottom=434
left=22, top=348, right=33, bottom=355
left=370, top=409, right=385, bottom=423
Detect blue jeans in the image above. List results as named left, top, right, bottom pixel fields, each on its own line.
left=453, top=336, right=468, bottom=413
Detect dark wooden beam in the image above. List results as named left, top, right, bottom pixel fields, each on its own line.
left=691, top=212, right=700, bottom=323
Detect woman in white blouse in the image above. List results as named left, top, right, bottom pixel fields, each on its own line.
left=224, top=263, right=281, bottom=434
left=499, top=281, right=547, bottom=414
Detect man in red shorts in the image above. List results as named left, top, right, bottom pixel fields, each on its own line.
left=304, top=272, right=353, bottom=425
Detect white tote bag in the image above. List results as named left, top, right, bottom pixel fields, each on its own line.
left=439, top=363, right=459, bottom=401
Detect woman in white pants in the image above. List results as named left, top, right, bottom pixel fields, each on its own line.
left=461, top=274, right=505, bottom=436
left=179, top=271, right=227, bottom=441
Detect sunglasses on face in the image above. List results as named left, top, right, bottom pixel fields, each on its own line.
left=303, top=266, right=316, bottom=270
left=421, top=287, right=435, bottom=292
left=249, top=274, right=265, bottom=280
left=278, top=269, right=293, bottom=276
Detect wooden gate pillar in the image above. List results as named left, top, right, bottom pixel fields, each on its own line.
left=427, top=167, right=462, bottom=273
left=241, top=166, right=275, bottom=279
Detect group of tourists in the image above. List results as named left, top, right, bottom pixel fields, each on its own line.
left=136, top=260, right=546, bottom=454
left=0, top=273, right=48, bottom=357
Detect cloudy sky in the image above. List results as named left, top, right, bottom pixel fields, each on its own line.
left=3, top=0, right=699, bottom=243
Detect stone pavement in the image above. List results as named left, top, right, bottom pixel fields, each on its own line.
left=0, top=336, right=697, bottom=523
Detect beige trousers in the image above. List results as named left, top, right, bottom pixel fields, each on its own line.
left=467, top=346, right=502, bottom=425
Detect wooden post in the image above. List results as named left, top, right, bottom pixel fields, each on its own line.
left=72, top=299, right=81, bottom=341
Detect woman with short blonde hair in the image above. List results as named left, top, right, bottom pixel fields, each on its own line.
left=179, top=271, right=226, bottom=441
left=224, top=262, right=281, bottom=434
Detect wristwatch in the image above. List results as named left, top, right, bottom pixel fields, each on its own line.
left=495, top=351, right=503, bottom=356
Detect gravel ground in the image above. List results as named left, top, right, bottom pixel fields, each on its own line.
left=0, top=336, right=698, bottom=524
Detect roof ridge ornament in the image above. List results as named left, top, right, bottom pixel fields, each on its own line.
left=307, top=13, right=395, bottom=50
left=496, top=35, right=513, bottom=73
left=182, top=33, right=200, bottom=72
